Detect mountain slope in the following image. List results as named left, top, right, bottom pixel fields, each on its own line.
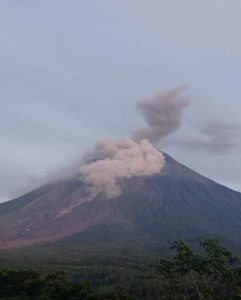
left=0, top=152, right=241, bottom=249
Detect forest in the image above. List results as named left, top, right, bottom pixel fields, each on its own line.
left=1, top=238, right=241, bottom=299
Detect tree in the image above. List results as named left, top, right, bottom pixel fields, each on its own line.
left=156, top=238, right=241, bottom=299
left=0, top=269, right=135, bottom=300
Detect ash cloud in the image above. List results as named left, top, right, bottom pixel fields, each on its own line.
left=132, top=86, right=191, bottom=143
left=5, top=85, right=239, bottom=203
left=57, top=86, right=191, bottom=201
left=79, top=139, right=165, bottom=199
left=175, top=122, right=241, bottom=155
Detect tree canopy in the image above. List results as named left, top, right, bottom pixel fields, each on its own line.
left=156, top=238, right=241, bottom=299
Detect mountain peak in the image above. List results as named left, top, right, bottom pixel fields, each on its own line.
left=0, top=152, right=241, bottom=249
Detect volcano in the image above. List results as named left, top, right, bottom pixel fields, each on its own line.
left=1, top=152, right=241, bottom=250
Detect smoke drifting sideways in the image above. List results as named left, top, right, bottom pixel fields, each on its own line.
left=79, top=139, right=165, bottom=200
left=175, top=122, right=241, bottom=155
left=132, top=86, right=191, bottom=143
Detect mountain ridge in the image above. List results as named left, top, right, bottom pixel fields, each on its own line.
left=1, top=151, right=241, bottom=250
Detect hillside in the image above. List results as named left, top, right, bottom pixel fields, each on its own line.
left=0, top=152, right=241, bottom=250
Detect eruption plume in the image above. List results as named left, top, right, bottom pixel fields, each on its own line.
left=77, top=86, right=191, bottom=200
left=132, top=86, right=191, bottom=143
left=79, top=139, right=165, bottom=199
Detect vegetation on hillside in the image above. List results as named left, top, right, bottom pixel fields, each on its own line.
left=0, top=269, right=133, bottom=300
left=156, top=238, right=241, bottom=299
left=1, top=239, right=241, bottom=299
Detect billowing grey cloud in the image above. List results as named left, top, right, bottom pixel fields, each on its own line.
left=79, top=138, right=165, bottom=200
left=175, top=122, right=241, bottom=154
left=132, top=86, right=191, bottom=143
left=64, top=86, right=192, bottom=201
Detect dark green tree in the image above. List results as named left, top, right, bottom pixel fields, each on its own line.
left=0, top=269, right=135, bottom=300
left=156, top=238, right=241, bottom=299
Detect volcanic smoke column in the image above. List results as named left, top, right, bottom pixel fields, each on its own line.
left=79, top=139, right=165, bottom=199
left=132, top=86, right=191, bottom=143
left=78, top=86, right=191, bottom=200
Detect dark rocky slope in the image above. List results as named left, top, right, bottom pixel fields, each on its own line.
left=0, top=153, right=241, bottom=249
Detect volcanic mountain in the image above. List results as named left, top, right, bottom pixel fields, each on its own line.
left=1, top=152, right=241, bottom=250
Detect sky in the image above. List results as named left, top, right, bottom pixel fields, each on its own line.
left=0, top=0, right=241, bottom=202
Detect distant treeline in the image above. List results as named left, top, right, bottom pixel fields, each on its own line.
left=0, top=269, right=133, bottom=300
left=1, top=238, right=241, bottom=299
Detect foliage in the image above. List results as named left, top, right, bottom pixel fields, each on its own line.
left=0, top=269, right=133, bottom=300
left=156, top=238, right=241, bottom=299
left=1, top=238, right=241, bottom=299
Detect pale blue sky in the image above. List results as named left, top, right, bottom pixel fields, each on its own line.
left=0, top=0, right=241, bottom=201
